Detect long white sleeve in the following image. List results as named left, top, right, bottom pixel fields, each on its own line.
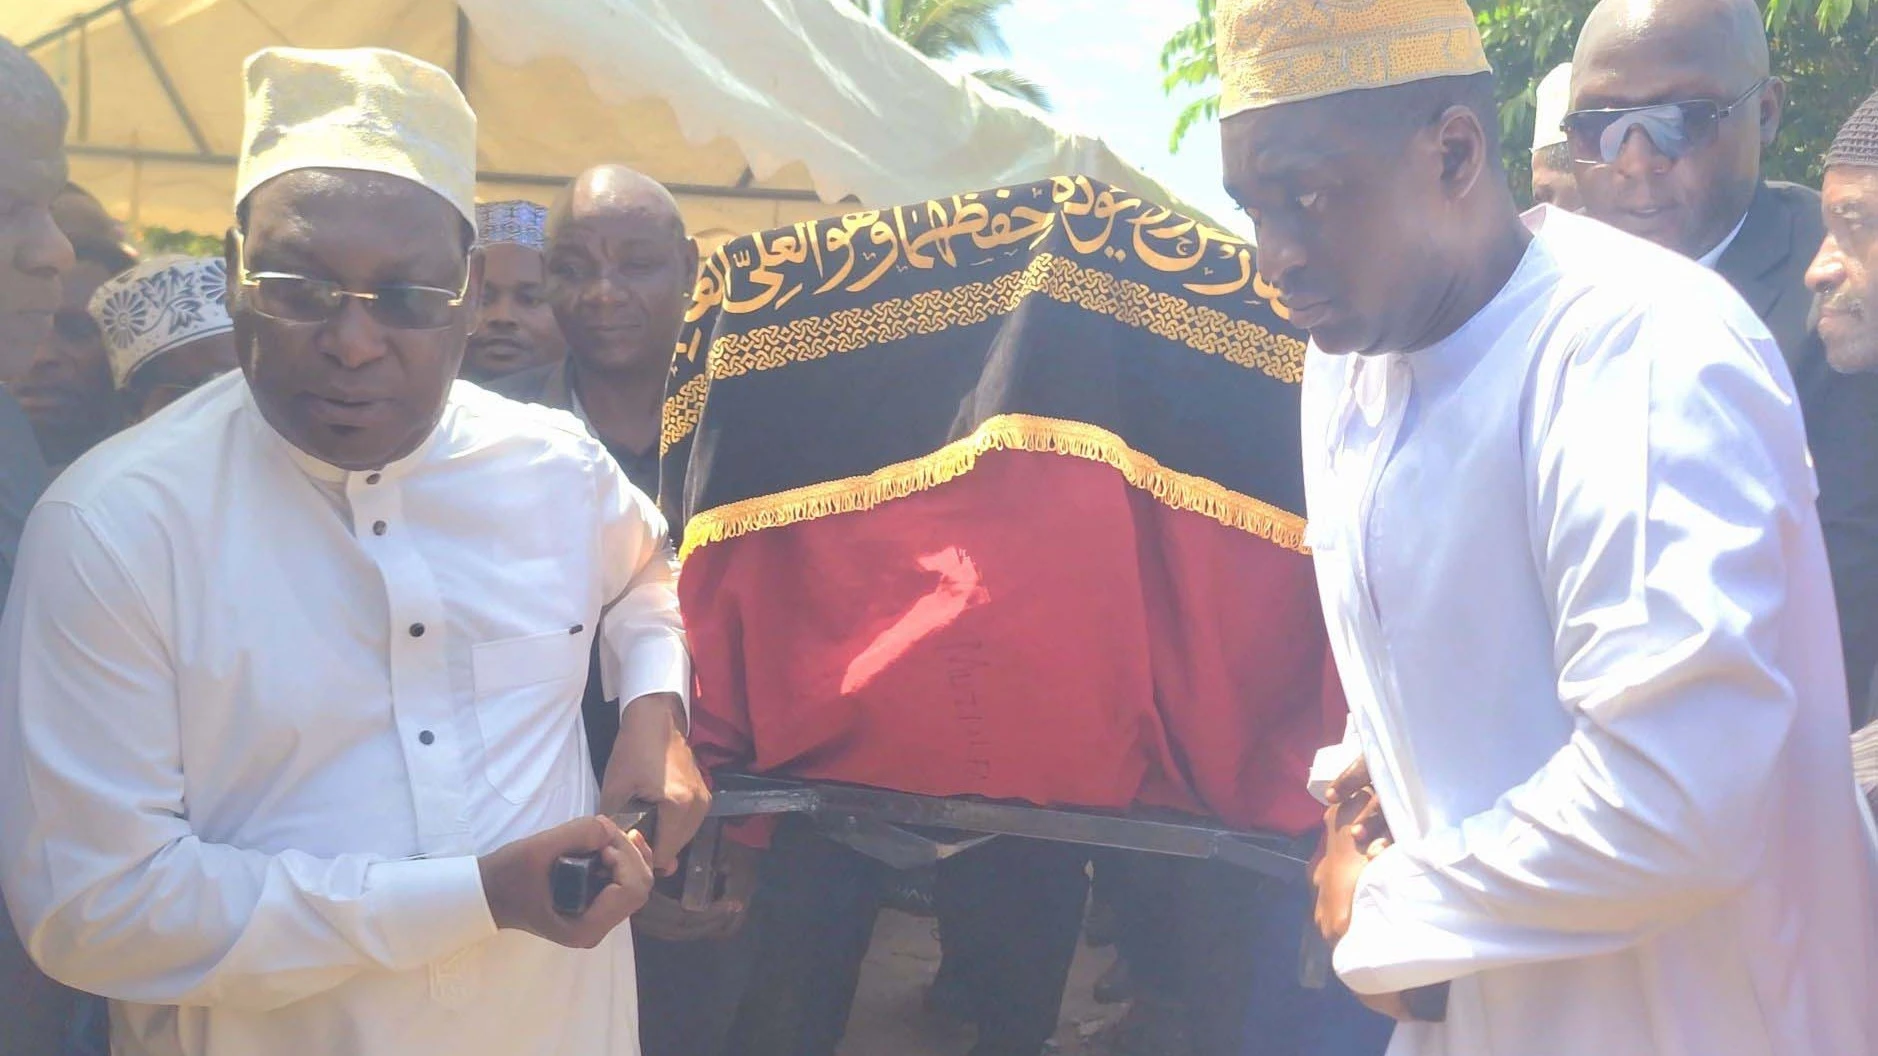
left=594, top=459, right=690, bottom=716
left=1334, top=302, right=1813, bottom=994
left=0, top=503, right=497, bottom=1010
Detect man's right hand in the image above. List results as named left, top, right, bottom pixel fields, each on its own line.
left=479, top=815, right=654, bottom=948
left=1325, top=756, right=1391, bottom=854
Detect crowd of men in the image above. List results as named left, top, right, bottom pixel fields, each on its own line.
left=0, top=0, right=1875, bottom=1053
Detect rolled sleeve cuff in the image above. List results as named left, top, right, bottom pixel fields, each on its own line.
left=1307, top=740, right=1362, bottom=805
left=366, top=856, right=497, bottom=970
left=603, top=633, right=691, bottom=720
left=1331, top=845, right=1468, bottom=995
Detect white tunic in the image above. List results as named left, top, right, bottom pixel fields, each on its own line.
left=0, top=374, right=688, bottom=1056
left=1305, top=208, right=1877, bottom=1056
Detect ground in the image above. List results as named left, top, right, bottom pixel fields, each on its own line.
left=836, top=908, right=1125, bottom=1056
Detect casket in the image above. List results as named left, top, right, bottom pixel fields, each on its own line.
left=662, top=177, right=1338, bottom=836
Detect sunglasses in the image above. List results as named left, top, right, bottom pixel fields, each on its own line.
left=1561, top=78, right=1769, bottom=165
left=235, top=233, right=469, bottom=330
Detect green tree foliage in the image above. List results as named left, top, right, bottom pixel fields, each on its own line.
left=850, top=0, right=1052, bottom=110
left=1160, top=0, right=1877, bottom=199
left=140, top=226, right=222, bottom=258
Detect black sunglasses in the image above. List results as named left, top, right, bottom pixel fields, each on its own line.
left=1561, top=78, right=1769, bottom=165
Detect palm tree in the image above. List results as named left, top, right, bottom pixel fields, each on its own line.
left=850, top=0, right=1052, bottom=111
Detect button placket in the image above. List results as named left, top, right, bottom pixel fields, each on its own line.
left=351, top=469, right=473, bottom=857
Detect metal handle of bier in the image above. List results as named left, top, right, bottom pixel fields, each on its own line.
left=669, top=775, right=1324, bottom=985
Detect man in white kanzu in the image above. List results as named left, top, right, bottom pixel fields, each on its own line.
left=0, top=47, right=708, bottom=1056
left=1216, top=0, right=1877, bottom=1054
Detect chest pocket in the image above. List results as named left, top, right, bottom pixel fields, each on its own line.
left=471, top=629, right=589, bottom=804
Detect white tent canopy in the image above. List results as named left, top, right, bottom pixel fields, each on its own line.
left=6, top=0, right=1198, bottom=248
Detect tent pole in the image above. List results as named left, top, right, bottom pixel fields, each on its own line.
left=21, top=0, right=122, bottom=52
left=118, top=0, right=212, bottom=155
left=76, top=18, right=90, bottom=142
left=61, top=147, right=846, bottom=206
left=453, top=6, right=471, bottom=93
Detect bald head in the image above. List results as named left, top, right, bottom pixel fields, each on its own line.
left=1568, top=0, right=1780, bottom=259
left=0, top=36, right=75, bottom=375
left=550, top=165, right=685, bottom=246
left=545, top=165, right=697, bottom=378
left=1576, top=0, right=1768, bottom=90
left=0, top=38, right=67, bottom=187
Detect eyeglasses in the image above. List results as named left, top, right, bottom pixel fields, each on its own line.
left=235, top=233, right=469, bottom=330
left=1561, top=78, right=1769, bottom=165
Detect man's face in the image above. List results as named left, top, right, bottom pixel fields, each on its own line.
left=7, top=258, right=118, bottom=462
left=1531, top=153, right=1583, bottom=212
left=0, top=116, right=74, bottom=378
left=1570, top=45, right=1775, bottom=258
left=232, top=171, right=478, bottom=471
left=1808, top=167, right=1878, bottom=374
left=126, top=330, right=239, bottom=422
left=464, top=242, right=565, bottom=381
left=548, top=208, right=696, bottom=376
left=1222, top=99, right=1449, bottom=356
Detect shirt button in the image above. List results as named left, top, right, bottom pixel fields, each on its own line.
left=419, top=730, right=435, bottom=745
left=367, top=473, right=382, bottom=485
left=372, top=521, right=387, bottom=536
left=409, top=623, right=426, bottom=638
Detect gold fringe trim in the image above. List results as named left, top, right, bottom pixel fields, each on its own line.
left=679, top=413, right=1307, bottom=562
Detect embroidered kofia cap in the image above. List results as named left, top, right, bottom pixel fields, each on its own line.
left=89, top=255, right=233, bottom=388
left=236, top=46, right=477, bottom=226
left=1214, top=0, right=1491, bottom=118
left=476, top=199, right=549, bottom=251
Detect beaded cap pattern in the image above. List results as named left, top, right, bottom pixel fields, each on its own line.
left=1827, top=90, right=1878, bottom=170
left=476, top=200, right=548, bottom=250
left=1214, top=0, right=1491, bottom=118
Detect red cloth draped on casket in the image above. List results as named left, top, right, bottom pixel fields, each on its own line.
left=662, top=177, right=1340, bottom=836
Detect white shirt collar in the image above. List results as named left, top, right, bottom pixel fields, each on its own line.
left=1696, top=210, right=1750, bottom=270
left=245, top=380, right=452, bottom=487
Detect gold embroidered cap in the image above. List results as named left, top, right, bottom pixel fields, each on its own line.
left=236, top=47, right=477, bottom=226
left=1215, top=0, right=1491, bottom=117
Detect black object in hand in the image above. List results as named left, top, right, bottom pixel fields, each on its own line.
left=549, top=802, right=658, bottom=917
left=1403, top=982, right=1450, bottom=1022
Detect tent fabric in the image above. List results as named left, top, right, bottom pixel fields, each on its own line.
left=8, top=0, right=1203, bottom=247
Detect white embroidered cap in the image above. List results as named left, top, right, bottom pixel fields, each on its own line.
left=89, top=255, right=234, bottom=388
left=476, top=199, right=549, bottom=251
left=1533, top=63, right=1572, bottom=153
left=236, top=47, right=477, bottom=226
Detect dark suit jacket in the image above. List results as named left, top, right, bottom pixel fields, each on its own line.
left=0, top=388, right=46, bottom=606
left=487, top=361, right=661, bottom=497
left=1717, top=181, right=1878, bottom=727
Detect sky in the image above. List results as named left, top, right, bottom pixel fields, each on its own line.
left=983, top=0, right=1249, bottom=236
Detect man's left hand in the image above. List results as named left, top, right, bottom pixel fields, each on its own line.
left=600, top=692, right=710, bottom=876
left=1313, top=786, right=1388, bottom=948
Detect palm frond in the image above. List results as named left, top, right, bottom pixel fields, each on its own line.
left=972, top=66, right=1052, bottom=110
left=896, top=0, right=1018, bottom=61
left=1168, top=95, right=1219, bottom=153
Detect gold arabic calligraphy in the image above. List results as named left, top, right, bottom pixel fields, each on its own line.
left=685, top=177, right=1290, bottom=336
